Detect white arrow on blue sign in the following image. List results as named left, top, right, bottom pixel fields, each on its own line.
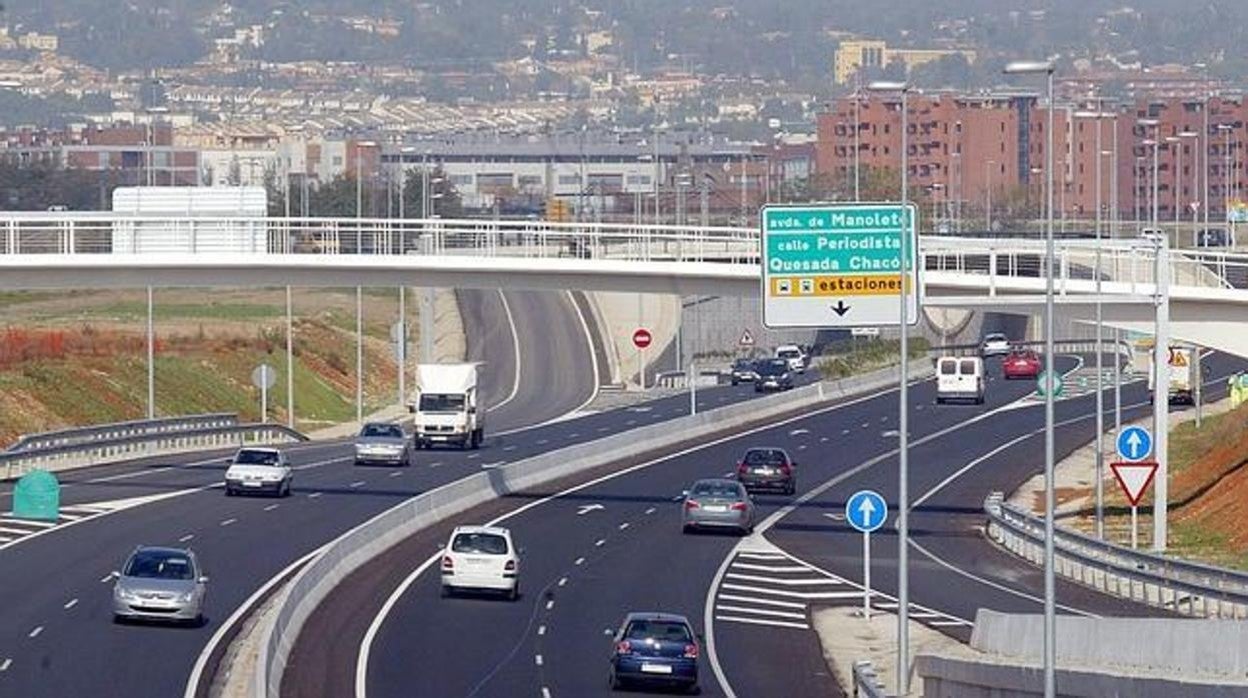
left=1116, top=426, right=1153, bottom=462
left=846, top=490, right=888, bottom=533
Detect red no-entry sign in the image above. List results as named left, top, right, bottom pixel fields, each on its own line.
left=632, top=328, right=652, bottom=349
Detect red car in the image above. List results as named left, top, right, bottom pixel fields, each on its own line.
left=1003, top=350, right=1041, bottom=379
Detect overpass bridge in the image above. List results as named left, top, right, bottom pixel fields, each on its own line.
left=1, top=213, right=1246, bottom=357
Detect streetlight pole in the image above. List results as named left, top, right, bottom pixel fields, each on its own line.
left=1006, top=60, right=1056, bottom=698
left=853, top=88, right=862, bottom=201
left=867, top=79, right=911, bottom=696
left=1141, top=118, right=1170, bottom=552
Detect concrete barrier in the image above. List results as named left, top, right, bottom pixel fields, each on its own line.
left=252, top=360, right=934, bottom=697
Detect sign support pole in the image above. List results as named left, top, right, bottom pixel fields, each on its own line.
left=689, top=360, right=697, bottom=416
left=261, top=380, right=268, bottom=423
left=862, top=530, right=871, bottom=620
left=1131, top=505, right=1138, bottom=549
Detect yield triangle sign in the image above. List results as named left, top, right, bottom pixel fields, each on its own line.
left=1110, top=461, right=1159, bottom=506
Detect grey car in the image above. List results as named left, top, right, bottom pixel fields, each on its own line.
left=354, top=422, right=414, bottom=466
left=681, top=478, right=755, bottom=535
left=112, top=546, right=207, bottom=625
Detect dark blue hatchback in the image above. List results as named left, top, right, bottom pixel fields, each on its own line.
left=609, top=612, right=700, bottom=693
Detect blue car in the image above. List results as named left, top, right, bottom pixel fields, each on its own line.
left=609, top=612, right=700, bottom=693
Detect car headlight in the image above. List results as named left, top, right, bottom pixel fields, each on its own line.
left=178, top=591, right=195, bottom=603
left=264, top=473, right=283, bottom=482
left=115, top=586, right=136, bottom=600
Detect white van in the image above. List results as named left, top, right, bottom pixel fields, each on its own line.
left=936, top=356, right=985, bottom=405
left=440, top=525, right=520, bottom=600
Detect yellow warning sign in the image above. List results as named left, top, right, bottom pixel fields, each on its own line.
left=770, top=275, right=912, bottom=297
left=1168, top=348, right=1189, bottom=367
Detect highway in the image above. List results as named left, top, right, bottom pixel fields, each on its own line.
left=0, top=289, right=603, bottom=697
left=288, top=351, right=1242, bottom=698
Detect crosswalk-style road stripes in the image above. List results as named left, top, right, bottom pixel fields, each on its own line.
left=0, top=504, right=112, bottom=548
left=713, top=547, right=974, bottom=633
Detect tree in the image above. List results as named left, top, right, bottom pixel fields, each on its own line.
left=400, top=167, right=462, bottom=218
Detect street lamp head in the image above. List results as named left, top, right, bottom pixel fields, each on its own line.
left=1137, top=118, right=1160, bottom=127
left=866, top=80, right=908, bottom=92
left=1179, top=131, right=1198, bottom=138
left=1217, top=124, right=1234, bottom=131
left=1003, top=60, right=1054, bottom=75
left=1142, top=139, right=1157, bottom=146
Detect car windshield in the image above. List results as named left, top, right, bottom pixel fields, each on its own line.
left=743, top=450, right=786, bottom=466
left=124, top=550, right=195, bottom=580
left=361, top=424, right=403, bottom=438
left=690, top=481, right=743, bottom=499
left=733, top=359, right=753, bottom=370
left=451, top=532, right=509, bottom=555
left=757, top=361, right=787, bottom=376
left=985, top=334, right=1007, bottom=343
left=625, top=620, right=692, bottom=644
left=235, top=449, right=279, bottom=465
left=420, top=394, right=466, bottom=412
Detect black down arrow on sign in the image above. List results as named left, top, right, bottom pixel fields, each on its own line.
left=831, top=301, right=850, bottom=317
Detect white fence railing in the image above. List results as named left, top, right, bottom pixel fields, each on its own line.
left=985, top=492, right=1248, bottom=619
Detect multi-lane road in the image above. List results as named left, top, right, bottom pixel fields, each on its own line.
left=0, top=289, right=603, bottom=697
left=282, top=351, right=1239, bottom=698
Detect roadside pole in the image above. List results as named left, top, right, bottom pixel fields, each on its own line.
left=286, top=286, right=294, bottom=428
left=146, top=286, right=155, bottom=419
left=356, top=286, right=364, bottom=424
left=862, top=530, right=871, bottom=619
left=398, top=287, right=407, bottom=409
left=1152, top=238, right=1171, bottom=551
left=421, top=288, right=434, bottom=363
left=689, top=360, right=697, bottom=416
left=1195, top=349, right=1203, bottom=428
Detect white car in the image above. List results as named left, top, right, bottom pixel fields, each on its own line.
left=440, top=525, right=520, bottom=600
left=980, top=333, right=1011, bottom=357
left=775, top=344, right=808, bottom=374
left=224, top=447, right=292, bottom=497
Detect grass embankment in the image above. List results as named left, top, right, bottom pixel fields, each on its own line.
left=0, top=288, right=423, bottom=445
left=815, top=337, right=931, bottom=380
left=1073, top=402, right=1248, bottom=569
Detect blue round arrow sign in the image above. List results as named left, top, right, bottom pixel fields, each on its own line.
left=1116, top=426, right=1153, bottom=462
left=846, top=489, right=888, bottom=533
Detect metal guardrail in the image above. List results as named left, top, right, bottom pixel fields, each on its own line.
left=985, top=492, right=1248, bottom=619
left=6, top=413, right=239, bottom=453
left=251, top=361, right=935, bottom=697
left=1, top=416, right=307, bottom=482
left=852, top=660, right=889, bottom=698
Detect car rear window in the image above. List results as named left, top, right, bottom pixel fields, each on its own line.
left=778, top=350, right=800, bottom=358
left=743, top=450, right=786, bottom=466
left=125, top=551, right=195, bottom=580
left=361, top=424, right=403, bottom=438
left=625, top=620, right=692, bottom=643
left=939, top=359, right=957, bottom=375
left=235, top=449, right=280, bottom=465
left=959, top=359, right=979, bottom=375
left=690, top=481, right=743, bottom=498
left=451, top=532, right=509, bottom=555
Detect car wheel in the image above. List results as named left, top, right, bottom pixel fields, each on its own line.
left=440, top=585, right=452, bottom=598
left=508, top=584, right=519, bottom=602
left=610, top=670, right=624, bottom=690
left=686, top=683, right=702, bottom=695
left=225, top=487, right=234, bottom=497
left=731, top=379, right=738, bottom=386
left=682, top=524, right=693, bottom=535
left=113, top=614, right=125, bottom=625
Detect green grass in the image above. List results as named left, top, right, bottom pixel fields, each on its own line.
left=57, top=301, right=287, bottom=322
left=815, top=337, right=931, bottom=380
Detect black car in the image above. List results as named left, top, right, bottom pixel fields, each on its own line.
left=609, top=612, right=700, bottom=693
left=736, top=447, right=797, bottom=495
left=754, top=359, right=794, bottom=392
left=730, top=358, right=759, bottom=386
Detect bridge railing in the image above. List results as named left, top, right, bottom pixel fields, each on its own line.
left=984, top=492, right=1248, bottom=619
left=851, top=660, right=890, bottom=698
left=1, top=414, right=307, bottom=482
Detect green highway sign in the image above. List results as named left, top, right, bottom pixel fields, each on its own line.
left=1036, top=371, right=1065, bottom=398
left=760, top=203, right=919, bottom=328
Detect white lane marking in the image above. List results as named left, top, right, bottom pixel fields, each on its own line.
left=350, top=481, right=366, bottom=489
left=735, top=552, right=787, bottom=561
left=467, top=454, right=480, bottom=460
left=644, top=507, right=656, bottom=515
left=625, top=420, right=637, bottom=426
left=819, top=437, right=829, bottom=443
left=724, top=573, right=843, bottom=587
left=179, top=534, right=195, bottom=543
left=534, top=654, right=543, bottom=666
left=576, top=504, right=604, bottom=516
left=537, top=439, right=549, bottom=446
left=0, top=658, right=10, bottom=672
left=597, top=427, right=609, bottom=433
left=789, top=428, right=810, bottom=436
left=574, top=557, right=585, bottom=566
left=670, top=495, right=682, bottom=502
left=489, top=290, right=524, bottom=412
left=594, top=539, right=605, bottom=547
left=58, top=505, right=108, bottom=515
left=797, top=445, right=807, bottom=451
left=840, top=429, right=850, bottom=435
left=714, top=615, right=809, bottom=630
left=542, top=688, right=552, bottom=698
left=568, top=433, right=580, bottom=439
left=728, top=562, right=813, bottom=573
left=0, top=537, right=11, bottom=544
left=714, top=605, right=807, bottom=620
left=538, top=625, right=547, bottom=636
left=0, top=517, right=56, bottom=528
left=929, top=619, right=973, bottom=627
left=720, top=583, right=861, bottom=600
left=264, top=504, right=280, bottom=511
left=220, top=518, right=237, bottom=527
left=545, top=600, right=555, bottom=611
left=617, top=522, right=629, bottom=531
left=0, top=527, right=36, bottom=536
left=389, top=471, right=404, bottom=477
left=503, top=445, right=517, bottom=452
left=482, top=461, right=506, bottom=469
left=99, top=574, right=112, bottom=584
left=309, top=492, right=323, bottom=499
left=56, top=512, right=84, bottom=521
left=716, top=594, right=804, bottom=609
left=558, top=577, right=568, bottom=587
left=63, top=598, right=78, bottom=610
left=28, top=626, right=43, bottom=638
left=183, top=546, right=327, bottom=698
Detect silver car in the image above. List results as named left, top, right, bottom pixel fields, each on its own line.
left=354, top=422, right=414, bottom=466
left=112, top=546, right=208, bottom=625
left=681, top=478, right=755, bottom=535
